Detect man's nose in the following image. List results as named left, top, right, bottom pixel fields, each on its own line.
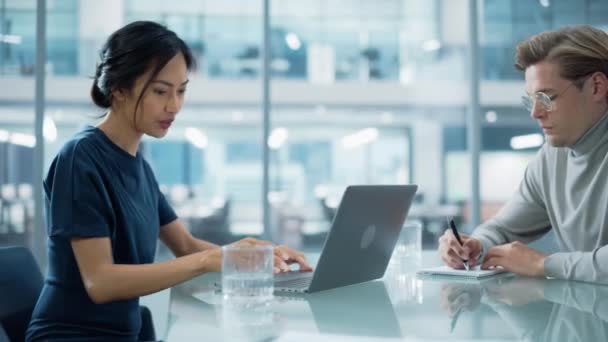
left=530, top=100, right=544, bottom=119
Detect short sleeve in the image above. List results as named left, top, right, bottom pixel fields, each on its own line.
left=45, top=142, right=113, bottom=238
left=158, top=190, right=177, bottom=226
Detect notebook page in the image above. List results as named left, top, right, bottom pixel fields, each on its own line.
left=416, top=265, right=506, bottom=278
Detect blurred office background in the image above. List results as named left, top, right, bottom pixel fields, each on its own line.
left=2, top=0, right=606, bottom=261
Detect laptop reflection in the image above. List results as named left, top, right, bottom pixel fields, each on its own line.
left=305, top=280, right=402, bottom=338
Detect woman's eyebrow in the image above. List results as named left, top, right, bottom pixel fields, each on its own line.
left=152, top=79, right=190, bottom=87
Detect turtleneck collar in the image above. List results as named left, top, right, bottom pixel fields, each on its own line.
left=569, top=111, right=608, bottom=157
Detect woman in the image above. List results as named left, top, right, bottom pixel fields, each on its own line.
left=26, top=21, right=312, bottom=341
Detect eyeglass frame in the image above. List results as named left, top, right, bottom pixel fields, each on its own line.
left=521, top=73, right=593, bottom=113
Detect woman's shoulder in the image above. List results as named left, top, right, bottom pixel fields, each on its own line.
left=56, top=126, right=101, bottom=159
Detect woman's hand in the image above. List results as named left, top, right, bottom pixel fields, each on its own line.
left=272, top=244, right=313, bottom=274
left=198, top=237, right=313, bottom=274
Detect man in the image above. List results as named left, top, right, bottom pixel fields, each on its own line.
left=439, top=25, right=608, bottom=284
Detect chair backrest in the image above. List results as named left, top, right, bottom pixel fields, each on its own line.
left=0, top=246, right=43, bottom=342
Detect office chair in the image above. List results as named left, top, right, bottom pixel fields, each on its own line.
left=0, top=246, right=43, bottom=342
left=0, top=246, right=157, bottom=341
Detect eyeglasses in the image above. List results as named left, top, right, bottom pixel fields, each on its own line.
left=521, top=74, right=591, bottom=113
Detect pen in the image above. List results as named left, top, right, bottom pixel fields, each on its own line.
left=448, top=217, right=470, bottom=271
left=450, top=306, right=463, bottom=333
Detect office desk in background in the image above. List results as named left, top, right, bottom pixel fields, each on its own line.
left=162, top=251, right=608, bottom=341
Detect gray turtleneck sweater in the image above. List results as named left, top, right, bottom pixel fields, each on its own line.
left=471, top=112, right=608, bottom=284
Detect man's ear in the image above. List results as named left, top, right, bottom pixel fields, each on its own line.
left=590, top=72, right=608, bottom=102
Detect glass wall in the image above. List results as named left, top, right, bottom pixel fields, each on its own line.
left=268, top=0, right=468, bottom=249
left=5, top=0, right=607, bottom=258
left=0, top=0, right=36, bottom=249
left=0, top=0, right=77, bottom=76
left=481, top=0, right=608, bottom=80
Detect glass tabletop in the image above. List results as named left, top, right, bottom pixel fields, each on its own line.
left=165, top=251, right=608, bottom=341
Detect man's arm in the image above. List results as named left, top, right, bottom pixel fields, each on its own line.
left=472, top=152, right=552, bottom=256
left=543, top=248, right=608, bottom=284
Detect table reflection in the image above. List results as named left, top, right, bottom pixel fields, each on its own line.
left=439, top=276, right=608, bottom=342
left=385, top=254, right=423, bottom=305
left=220, top=302, right=283, bottom=342
left=168, top=252, right=608, bottom=341
left=302, top=281, right=401, bottom=338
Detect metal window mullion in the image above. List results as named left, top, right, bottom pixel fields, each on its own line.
left=34, top=0, right=46, bottom=268
left=261, top=0, right=271, bottom=240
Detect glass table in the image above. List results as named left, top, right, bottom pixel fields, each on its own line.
left=165, top=251, right=608, bottom=341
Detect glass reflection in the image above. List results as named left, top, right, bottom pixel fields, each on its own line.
left=385, top=254, right=423, bottom=305
left=439, top=276, right=608, bottom=341
left=220, top=301, right=281, bottom=342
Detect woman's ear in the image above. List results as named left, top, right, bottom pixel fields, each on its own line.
left=111, top=88, right=126, bottom=102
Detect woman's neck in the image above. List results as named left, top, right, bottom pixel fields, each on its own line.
left=96, top=110, right=142, bottom=156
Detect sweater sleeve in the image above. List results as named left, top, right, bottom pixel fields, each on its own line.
left=471, top=149, right=552, bottom=256
left=544, top=248, right=608, bottom=284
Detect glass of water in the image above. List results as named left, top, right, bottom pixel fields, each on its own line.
left=222, top=244, right=274, bottom=308
left=392, top=220, right=423, bottom=261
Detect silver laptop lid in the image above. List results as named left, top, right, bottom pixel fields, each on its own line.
left=307, top=184, right=418, bottom=293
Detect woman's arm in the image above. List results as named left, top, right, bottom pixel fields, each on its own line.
left=159, top=218, right=219, bottom=257
left=71, top=237, right=220, bottom=304
left=158, top=220, right=313, bottom=272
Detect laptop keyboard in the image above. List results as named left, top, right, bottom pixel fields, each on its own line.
left=275, top=271, right=313, bottom=288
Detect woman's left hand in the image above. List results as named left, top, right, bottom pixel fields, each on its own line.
left=272, top=244, right=313, bottom=274
left=231, top=237, right=313, bottom=274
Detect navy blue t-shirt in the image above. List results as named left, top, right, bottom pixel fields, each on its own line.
left=26, top=126, right=177, bottom=341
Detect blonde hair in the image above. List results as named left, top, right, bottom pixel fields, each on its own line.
left=515, top=25, right=608, bottom=88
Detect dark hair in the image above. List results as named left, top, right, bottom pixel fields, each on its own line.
left=91, top=21, right=196, bottom=118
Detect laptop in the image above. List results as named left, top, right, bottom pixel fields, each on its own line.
left=274, top=184, right=418, bottom=293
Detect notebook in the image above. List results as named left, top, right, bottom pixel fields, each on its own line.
left=416, top=265, right=507, bottom=279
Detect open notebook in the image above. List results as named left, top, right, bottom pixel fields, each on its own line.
left=416, top=265, right=507, bottom=279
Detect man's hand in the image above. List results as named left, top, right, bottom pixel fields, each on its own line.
left=481, top=241, right=546, bottom=277
left=440, top=283, right=482, bottom=317
left=438, top=229, right=482, bottom=269
left=482, top=277, right=545, bottom=306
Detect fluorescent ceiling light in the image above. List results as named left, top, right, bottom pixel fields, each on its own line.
left=43, top=117, right=57, bottom=142
left=285, top=32, right=301, bottom=50
left=268, top=127, right=288, bottom=149
left=0, top=130, right=9, bottom=142
left=0, top=34, right=22, bottom=44
left=341, top=128, right=379, bottom=149
left=422, top=39, right=441, bottom=51
left=9, top=133, right=36, bottom=148
left=539, top=0, right=550, bottom=8
left=485, top=110, right=498, bottom=123
left=510, top=133, right=544, bottom=150
left=184, top=127, right=208, bottom=149
left=314, top=184, right=329, bottom=198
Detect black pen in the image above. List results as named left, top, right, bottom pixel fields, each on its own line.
left=448, top=217, right=470, bottom=271
left=450, top=306, right=463, bottom=333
